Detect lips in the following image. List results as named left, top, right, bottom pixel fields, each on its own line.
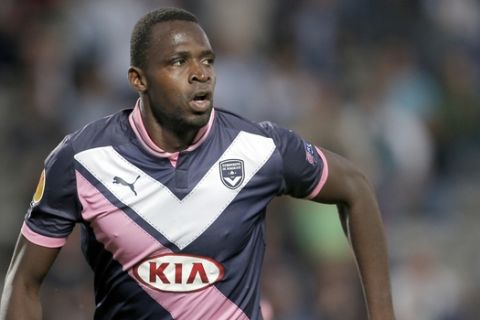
left=189, top=90, right=212, bottom=112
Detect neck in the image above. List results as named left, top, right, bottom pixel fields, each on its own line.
left=140, top=105, right=198, bottom=153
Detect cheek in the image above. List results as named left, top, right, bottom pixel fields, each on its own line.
left=151, top=77, right=183, bottom=100
left=166, top=73, right=187, bottom=91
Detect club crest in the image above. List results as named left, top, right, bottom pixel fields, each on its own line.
left=219, top=159, right=244, bottom=189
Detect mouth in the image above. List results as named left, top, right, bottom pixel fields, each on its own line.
left=189, top=91, right=212, bottom=112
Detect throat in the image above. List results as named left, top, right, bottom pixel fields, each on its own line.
left=149, top=124, right=198, bottom=153
left=136, top=99, right=211, bottom=153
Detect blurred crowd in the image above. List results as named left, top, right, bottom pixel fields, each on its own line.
left=1, top=0, right=479, bottom=319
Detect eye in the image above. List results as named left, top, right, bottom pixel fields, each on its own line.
left=171, top=58, right=185, bottom=66
left=202, top=57, right=215, bottom=66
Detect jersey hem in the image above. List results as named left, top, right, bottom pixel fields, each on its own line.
left=21, top=222, right=67, bottom=248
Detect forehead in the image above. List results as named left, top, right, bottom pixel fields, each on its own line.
left=149, top=20, right=212, bottom=55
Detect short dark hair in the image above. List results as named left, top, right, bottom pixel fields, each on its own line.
left=130, top=7, right=199, bottom=69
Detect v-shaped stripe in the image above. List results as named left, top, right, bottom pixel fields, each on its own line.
left=74, top=131, right=276, bottom=249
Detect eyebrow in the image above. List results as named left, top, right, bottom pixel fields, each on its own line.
left=171, top=49, right=215, bottom=58
left=200, top=49, right=215, bottom=58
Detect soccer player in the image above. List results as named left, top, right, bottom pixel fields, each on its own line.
left=0, top=7, right=395, bottom=320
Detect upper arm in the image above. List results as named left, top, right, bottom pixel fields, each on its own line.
left=311, top=148, right=374, bottom=206
left=24, top=135, right=81, bottom=246
left=0, top=234, right=60, bottom=319
left=258, top=122, right=374, bottom=206
left=5, top=234, right=60, bottom=290
left=259, top=121, right=327, bottom=198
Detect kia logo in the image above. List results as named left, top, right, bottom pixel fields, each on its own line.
left=133, top=254, right=224, bottom=293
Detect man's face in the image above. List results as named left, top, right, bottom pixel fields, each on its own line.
left=143, top=20, right=216, bottom=132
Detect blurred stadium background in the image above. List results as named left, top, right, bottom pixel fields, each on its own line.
left=1, top=0, right=479, bottom=319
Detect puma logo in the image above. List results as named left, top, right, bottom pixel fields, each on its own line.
left=112, top=175, right=140, bottom=196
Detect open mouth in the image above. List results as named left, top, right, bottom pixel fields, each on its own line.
left=193, top=92, right=210, bottom=102
left=190, top=91, right=211, bottom=111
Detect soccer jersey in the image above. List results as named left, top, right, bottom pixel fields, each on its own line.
left=22, top=100, right=328, bottom=320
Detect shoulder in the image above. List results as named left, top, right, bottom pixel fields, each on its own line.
left=67, top=108, right=133, bottom=153
left=214, top=108, right=288, bottom=141
left=45, top=109, right=132, bottom=166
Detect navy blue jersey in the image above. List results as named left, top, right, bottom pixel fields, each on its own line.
left=23, top=100, right=328, bottom=320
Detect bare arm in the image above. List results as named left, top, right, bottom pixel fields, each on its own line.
left=313, top=149, right=395, bottom=320
left=0, top=234, right=60, bottom=320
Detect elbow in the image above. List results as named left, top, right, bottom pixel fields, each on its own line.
left=343, top=165, right=376, bottom=209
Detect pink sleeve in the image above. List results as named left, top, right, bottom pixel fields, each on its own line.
left=306, top=146, right=329, bottom=199
left=21, top=222, right=67, bottom=248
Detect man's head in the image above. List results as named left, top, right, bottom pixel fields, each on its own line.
left=128, top=8, right=216, bottom=139
left=130, top=7, right=198, bottom=70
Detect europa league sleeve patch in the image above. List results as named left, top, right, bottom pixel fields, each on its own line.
left=31, top=169, right=46, bottom=206
left=304, top=142, right=318, bottom=165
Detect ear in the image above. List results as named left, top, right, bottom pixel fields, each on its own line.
left=128, top=66, right=148, bottom=92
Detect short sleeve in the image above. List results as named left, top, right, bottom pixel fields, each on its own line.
left=22, top=135, right=82, bottom=248
left=260, top=121, right=328, bottom=199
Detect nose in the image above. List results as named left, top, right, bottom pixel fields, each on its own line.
left=189, top=62, right=210, bottom=83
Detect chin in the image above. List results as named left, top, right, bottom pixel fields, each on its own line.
left=174, top=112, right=210, bottom=133
left=190, top=112, right=211, bottom=128
left=192, top=106, right=212, bottom=124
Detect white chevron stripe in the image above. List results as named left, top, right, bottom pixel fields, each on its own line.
left=74, top=131, right=276, bottom=249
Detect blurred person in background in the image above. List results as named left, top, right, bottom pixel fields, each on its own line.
left=0, top=6, right=395, bottom=320
left=392, top=248, right=462, bottom=320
